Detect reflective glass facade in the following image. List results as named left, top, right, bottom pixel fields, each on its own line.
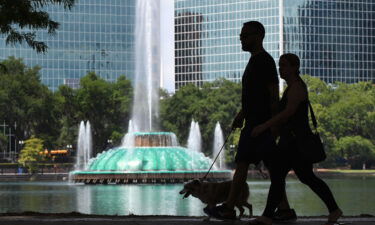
left=0, top=0, right=136, bottom=91
left=175, top=0, right=280, bottom=90
left=284, top=0, right=375, bottom=83
left=175, top=0, right=375, bottom=90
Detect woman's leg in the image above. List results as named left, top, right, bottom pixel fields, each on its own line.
left=261, top=159, right=291, bottom=218
left=277, top=190, right=292, bottom=210
left=293, top=163, right=340, bottom=213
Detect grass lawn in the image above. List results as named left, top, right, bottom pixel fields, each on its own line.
left=320, top=169, right=375, bottom=174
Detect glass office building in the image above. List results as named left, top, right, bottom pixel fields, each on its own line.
left=175, top=0, right=375, bottom=90
left=0, top=0, right=136, bottom=91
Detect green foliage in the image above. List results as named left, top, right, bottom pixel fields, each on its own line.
left=0, top=133, right=7, bottom=153
left=55, top=72, right=133, bottom=155
left=334, top=136, right=375, bottom=169
left=18, top=136, right=45, bottom=173
left=161, top=76, right=374, bottom=168
left=1, top=57, right=133, bottom=156
left=301, top=75, right=375, bottom=168
left=1, top=56, right=373, bottom=170
left=160, top=79, right=241, bottom=156
left=0, top=57, right=60, bottom=148
left=160, top=84, right=203, bottom=145
left=0, top=0, right=76, bottom=53
left=55, top=85, right=78, bottom=148
left=110, top=131, right=124, bottom=146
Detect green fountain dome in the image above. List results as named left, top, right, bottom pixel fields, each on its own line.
left=87, top=146, right=212, bottom=171
left=72, top=132, right=232, bottom=184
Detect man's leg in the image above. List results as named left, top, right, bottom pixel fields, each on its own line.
left=272, top=187, right=298, bottom=222
left=207, top=127, right=251, bottom=220
left=205, top=161, right=249, bottom=220
left=225, top=161, right=250, bottom=209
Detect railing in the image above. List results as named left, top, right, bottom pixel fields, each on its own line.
left=0, top=163, right=74, bottom=174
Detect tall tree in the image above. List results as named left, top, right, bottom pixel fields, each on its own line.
left=0, top=57, right=59, bottom=149
left=334, top=136, right=375, bottom=169
left=0, top=0, right=75, bottom=53
left=55, top=84, right=78, bottom=149
left=75, top=72, right=133, bottom=154
left=160, top=84, right=203, bottom=146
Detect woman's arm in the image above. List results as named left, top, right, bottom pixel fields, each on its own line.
left=251, top=82, right=307, bottom=137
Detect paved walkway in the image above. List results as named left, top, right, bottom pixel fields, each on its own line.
left=0, top=214, right=374, bottom=225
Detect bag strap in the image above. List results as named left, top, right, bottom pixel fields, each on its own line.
left=307, top=101, right=318, bottom=130
left=304, top=81, right=318, bottom=130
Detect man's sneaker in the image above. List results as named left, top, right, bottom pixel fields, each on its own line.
left=273, top=208, right=297, bottom=223
left=206, top=204, right=236, bottom=220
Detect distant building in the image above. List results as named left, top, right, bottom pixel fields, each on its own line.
left=174, top=0, right=375, bottom=90
left=0, top=0, right=136, bottom=91
left=175, top=11, right=204, bottom=88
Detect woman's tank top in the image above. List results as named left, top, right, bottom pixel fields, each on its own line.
left=279, top=80, right=311, bottom=141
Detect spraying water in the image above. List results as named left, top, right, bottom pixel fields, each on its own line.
left=187, top=120, right=202, bottom=153
left=128, top=120, right=135, bottom=133
left=70, top=0, right=232, bottom=183
left=122, top=120, right=136, bottom=147
left=76, top=121, right=92, bottom=170
left=85, top=121, right=92, bottom=164
left=212, top=122, right=225, bottom=169
left=76, top=121, right=85, bottom=170
left=131, top=0, right=161, bottom=132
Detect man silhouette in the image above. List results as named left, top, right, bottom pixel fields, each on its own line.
left=206, top=21, right=296, bottom=223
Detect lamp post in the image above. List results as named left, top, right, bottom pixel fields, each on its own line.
left=17, top=140, right=24, bottom=162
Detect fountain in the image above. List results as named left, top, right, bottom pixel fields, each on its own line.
left=213, top=122, right=226, bottom=169
left=76, top=121, right=92, bottom=170
left=70, top=0, right=231, bottom=184
left=187, top=120, right=202, bottom=153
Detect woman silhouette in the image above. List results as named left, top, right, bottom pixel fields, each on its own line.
left=250, top=53, right=342, bottom=225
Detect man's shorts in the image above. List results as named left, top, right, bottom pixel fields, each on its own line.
left=235, top=125, right=276, bottom=165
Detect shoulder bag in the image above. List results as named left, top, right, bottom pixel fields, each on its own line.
left=295, top=101, right=326, bottom=163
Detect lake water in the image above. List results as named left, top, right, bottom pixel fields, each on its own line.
left=0, top=176, right=374, bottom=216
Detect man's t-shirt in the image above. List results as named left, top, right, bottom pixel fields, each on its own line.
left=241, top=51, right=279, bottom=127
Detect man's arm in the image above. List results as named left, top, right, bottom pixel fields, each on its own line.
left=268, top=83, right=279, bottom=117
left=268, top=82, right=280, bottom=137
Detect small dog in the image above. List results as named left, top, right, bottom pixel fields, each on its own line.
left=179, top=179, right=253, bottom=220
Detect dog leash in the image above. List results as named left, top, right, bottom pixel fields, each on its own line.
left=202, top=128, right=235, bottom=180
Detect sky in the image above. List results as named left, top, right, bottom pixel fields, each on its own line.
left=160, top=0, right=175, bottom=93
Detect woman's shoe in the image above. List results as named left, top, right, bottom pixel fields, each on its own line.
left=325, top=208, right=343, bottom=225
